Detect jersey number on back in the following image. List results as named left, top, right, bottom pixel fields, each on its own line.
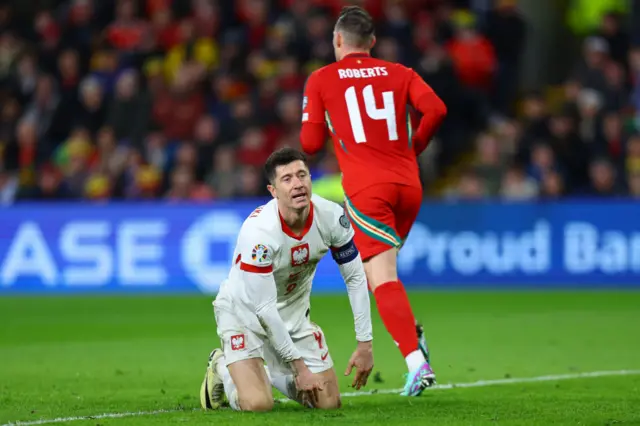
left=345, top=85, right=398, bottom=143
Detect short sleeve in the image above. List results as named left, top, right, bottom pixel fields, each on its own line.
left=302, top=71, right=325, bottom=124
left=237, top=227, right=277, bottom=274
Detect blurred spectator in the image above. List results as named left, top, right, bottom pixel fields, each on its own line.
left=89, top=48, right=123, bottom=94
left=205, top=144, right=238, bottom=198
left=134, top=164, right=163, bottom=199
left=152, top=67, right=204, bottom=141
left=600, top=111, right=624, bottom=160
left=587, top=157, right=622, bottom=196
left=14, top=118, right=46, bottom=186
left=165, top=164, right=213, bottom=201
left=165, top=165, right=192, bottom=200
left=449, top=168, right=486, bottom=200
left=375, top=37, right=401, bottom=63
left=493, top=118, right=522, bottom=158
left=10, top=52, right=38, bottom=105
left=572, top=36, right=608, bottom=94
left=16, top=163, right=70, bottom=201
left=576, top=88, right=603, bottom=147
left=93, top=126, right=129, bottom=179
left=23, top=74, right=73, bottom=144
left=62, top=0, right=95, bottom=55
left=528, top=142, right=558, bottom=184
left=84, top=172, right=113, bottom=202
left=520, top=91, right=549, bottom=145
left=237, top=127, right=271, bottom=167
left=473, top=132, right=505, bottom=196
left=106, top=70, right=150, bottom=147
left=106, top=0, right=150, bottom=52
left=539, top=170, right=566, bottom=199
left=602, top=60, right=628, bottom=111
left=56, top=127, right=93, bottom=198
left=57, top=48, right=82, bottom=108
left=484, top=0, right=527, bottom=114
left=547, top=111, right=588, bottom=190
left=500, top=163, right=538, bottom=200
left=236, top=165, right=264, bottom=198
left=163, top=19, right=218, bottom=84
left=445, top=10, right=496, bottom=92
left=76, top=77, right=107, bottom=136
left=193, top=115, right=221, bottom=178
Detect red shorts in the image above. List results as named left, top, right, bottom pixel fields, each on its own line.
left=344, top=183, right=422, bottom=261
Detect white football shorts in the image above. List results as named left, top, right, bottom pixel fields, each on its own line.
left=213, top=303, right=334, bottom=376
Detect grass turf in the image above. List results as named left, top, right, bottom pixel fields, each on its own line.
left=1, top=291, right=639, bottom=425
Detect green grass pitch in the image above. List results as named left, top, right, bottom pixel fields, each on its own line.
left=1, top=291, right=639, bottom=425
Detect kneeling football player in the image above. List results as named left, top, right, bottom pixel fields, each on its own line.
left=200, top=148, right=374, bottom=411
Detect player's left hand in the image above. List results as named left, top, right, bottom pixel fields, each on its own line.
left=344, top=340, right=374, bottom=390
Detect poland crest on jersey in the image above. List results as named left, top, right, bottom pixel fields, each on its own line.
left=291, top=243, right=310, bottom=267
left=230, top=334, right=245, bottom=351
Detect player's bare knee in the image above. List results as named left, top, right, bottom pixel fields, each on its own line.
left=313, top=373, right=341, bottom=410
left=364, top=250, right=398, bottom=290
left=239, top=394, right=274, bottom=412
left=314, top=395, right=341, bottom=410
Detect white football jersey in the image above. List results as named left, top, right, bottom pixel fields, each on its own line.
left=214, top=194, right=355, bottom=334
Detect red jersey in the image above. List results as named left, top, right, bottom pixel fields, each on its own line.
left=300, top=53, right=447, bottom=197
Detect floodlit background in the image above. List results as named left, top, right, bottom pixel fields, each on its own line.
left=0, top=1, right=639, bottom=425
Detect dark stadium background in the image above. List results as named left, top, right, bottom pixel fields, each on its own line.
left=0, top=0, right=637, bottom=203
left=0, top=1, right=639, bottom=425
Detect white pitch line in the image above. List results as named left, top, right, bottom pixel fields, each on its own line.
left=1, top=409, right=182, bottom=426
left=333, top=369, right=640, bottom=399
left=4, top=369, right=640, bottom=426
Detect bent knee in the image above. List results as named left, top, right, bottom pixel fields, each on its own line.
left=363, top=251, right=398, bottom=289
left=314, top=396, right=341, bottom=410
left=240, top=395, right=274, bottom=412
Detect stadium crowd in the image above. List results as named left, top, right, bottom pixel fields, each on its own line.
left=449, top=4, right=640, bottom=200
left=0, top=0, right=636, bottom=203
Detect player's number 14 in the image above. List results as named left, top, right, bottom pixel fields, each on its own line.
left=345, top=85, right=398, bottom=143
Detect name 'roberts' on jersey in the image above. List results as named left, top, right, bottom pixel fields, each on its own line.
left=337, top=66, right=388, bottom=79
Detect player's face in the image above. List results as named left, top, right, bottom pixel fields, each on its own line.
left=268, top=160, right=312, bottom=210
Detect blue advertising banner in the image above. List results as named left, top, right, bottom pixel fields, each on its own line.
left=0, top=200, right=639, bottom=294
left=401, top=201, right=640, bottom=287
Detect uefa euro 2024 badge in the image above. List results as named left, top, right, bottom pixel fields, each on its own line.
left=251, top=244, right=270, bottom=264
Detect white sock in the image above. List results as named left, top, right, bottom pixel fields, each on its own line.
left=405, top=349, right=426, bottom=372
left=216, top=359, right=240, bottom=410
left=271, top=374, right=297, bottom=400
left=264, top=366, right=298, bottom=400
left=264, top=366, right=311, bottom=407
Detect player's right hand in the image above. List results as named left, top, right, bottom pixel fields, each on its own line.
left=294, top=367, right=324, bottom=407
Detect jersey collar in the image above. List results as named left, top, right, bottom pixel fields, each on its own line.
left=342, top=52, right=371, bottom=60
left=279, top=203, right=314, bottom=241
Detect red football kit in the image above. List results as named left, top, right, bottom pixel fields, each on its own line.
left=300, top=53, right=447, bottom=261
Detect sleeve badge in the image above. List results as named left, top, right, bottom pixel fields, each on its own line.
left=251, top=244, right=271, bottom=264
left=339, top=213, right=350, bottom=229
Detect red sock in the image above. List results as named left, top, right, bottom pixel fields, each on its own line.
left=373, top=281, right=418, bottom=357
